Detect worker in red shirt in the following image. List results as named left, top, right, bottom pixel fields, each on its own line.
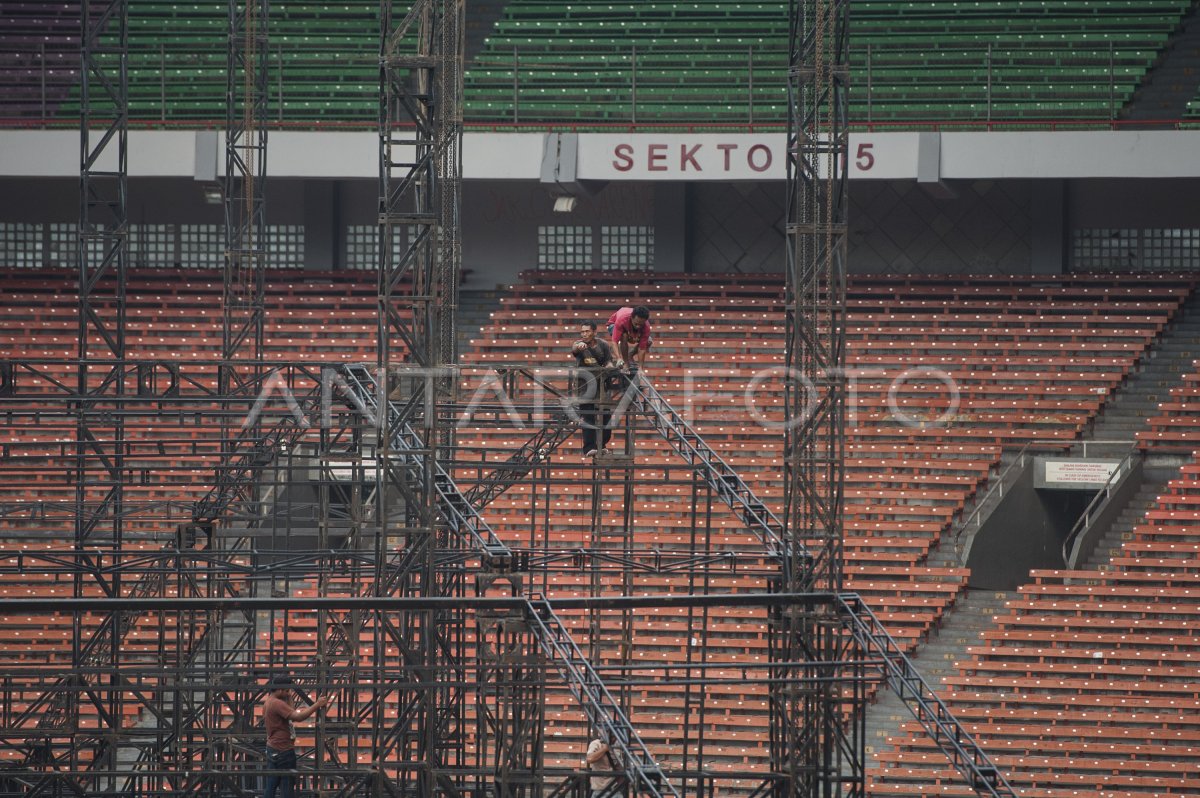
left=607, top=305, right=652, bottom=373
left=262, top=674, right=329, bottom=798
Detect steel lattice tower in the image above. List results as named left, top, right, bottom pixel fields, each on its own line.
left=375, top=1, right=470, bottom=792
left=772, top=0, right=861, bottom=795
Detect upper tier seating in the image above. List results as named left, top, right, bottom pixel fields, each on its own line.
left=49, top=2, right=382, bottom=124
left=0, top=2, right=85, bottom=118
left=869, top=450, right=1200, bottom=797
left=2, top=1, right=1192, bottom=126
left=467, top=0, right=1191, bottom=125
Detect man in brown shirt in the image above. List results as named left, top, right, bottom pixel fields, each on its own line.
left=263, top=674, right=329, bottom=798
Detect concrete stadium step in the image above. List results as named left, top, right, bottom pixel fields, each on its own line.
left=862, top=589, right=1018, bottom=771
left=1125, top=0, right=1200, bottom=121
left=1077, top=473, right=1173, bottom=571
left=457, top=287, right=509, bottom=356
left=1083, top=289, right=1200, bottom=443
left=465, top=0, right=512, bottom=62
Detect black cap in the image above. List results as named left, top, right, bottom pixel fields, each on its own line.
left=268, top=674, right=295, bottom=688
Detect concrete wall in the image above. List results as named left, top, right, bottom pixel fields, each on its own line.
left=460, top=180, right=666, bottom=288
left=1067, top=178, right=1200, bottom=229
left=850, top=179, right=1037, bottom=274
left=0, top=175, right=321, bottom=268
left=688, top=182, right=786, bottom=273
left=8, top=130, right=1200, bottom=180
left=965, top=465, right=1075, bottom=590
left=0, top=176, right=310, bottom=227
left=13, top=173, right=1200, bottom=278
left=686, top=178, right=1045, bottom=275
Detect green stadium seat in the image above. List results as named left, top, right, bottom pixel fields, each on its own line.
left=20, top=0, right=1198, bottom=128
left=466, top=0, right=1192, bottom=128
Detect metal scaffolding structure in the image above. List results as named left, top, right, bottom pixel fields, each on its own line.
left=373, top=1, right=471, bottom=792
left=221, top=0, right=267, bottom=380
left=775, top=0, right=857, bottom=794
left=0, top=2, right=1023, bottom=797
left=76, top=0, right=128, bottom=556
left=0, top=366, right=1019, bottom=797
left=23, top=0, right=133, bottom=780
left=212, top=0, right=270, bottom=518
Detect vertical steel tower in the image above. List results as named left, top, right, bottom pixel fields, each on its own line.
left=773, top=0, right=859, bottom=795
left=376, top=1, right=468, bottom=792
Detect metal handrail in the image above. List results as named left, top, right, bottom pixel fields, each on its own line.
left=835, top=593, right=1018, bottom=798
left=462, top=407, right=579, bottom=510
left=628, top=376, right=824, bottom=589
left=1061, top=441, right=1140, bottom=564
left=525, top=597, right=679, bottom=798
left=191, top=380, right=325, bottom=523
left=628, top=380, right=782, bottom=549
left=952, top=442, right=1036, bottom=557
left=1, top=40, right=1145, bottom=128
left=628, top=376, right=1017, bottom=796
left=0, top=36, right=1152, bottom=130
left=338, top=363, right=507, bottom=555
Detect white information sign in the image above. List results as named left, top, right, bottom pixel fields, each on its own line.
left=1043, top=460, right=1120, bottom=486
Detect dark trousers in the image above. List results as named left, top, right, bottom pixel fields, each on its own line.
left=580, top=403, right=612, bottom=452
left=264, top=747, right=297, bottom=798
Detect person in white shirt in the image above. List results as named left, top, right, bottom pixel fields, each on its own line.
left=583, top=736, right=612, bottom=795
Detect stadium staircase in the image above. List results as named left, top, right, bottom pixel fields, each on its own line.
left=837, top=595, right=1015, bottom=798
left=1075, top=475, right=1171, bottom=571
left=115, top=373, right=329, bottom=781
left=1127, top=0, right=1200, bottom=122
left=861, top=284, right=1200, bottom=791
left=456, top=287, right=508, bottom=363
left=873, top=453, right=1200, bottom=796
left=1038, top=287, right=1200, bottom=575
left=866, top=282, right=1200, bottom=796
left=465, top=0, right=513, bottom=62
left=860, top=589, right=1017, bottom=776
left=1089, top=289, right=1200, bottom=445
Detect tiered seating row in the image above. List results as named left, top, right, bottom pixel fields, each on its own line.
left=466, top=0, right=1191, bottom=125
left=869, top=449, right=1200, bottom=797
left=447, top=270, right=1186, bottom=791
left=0, top=268, right=392, bottom=539
left=1140, top=365, right=1200, bottom=451
left=0, top=268, right=1191, bottom=794
left=2, top=2, right=1193, bottom=125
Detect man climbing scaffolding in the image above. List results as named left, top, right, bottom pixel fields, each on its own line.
left=607, top=305, right=652, bottom=374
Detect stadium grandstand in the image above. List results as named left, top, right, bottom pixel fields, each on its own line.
left=1, top=1, right=1200, bottom=797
